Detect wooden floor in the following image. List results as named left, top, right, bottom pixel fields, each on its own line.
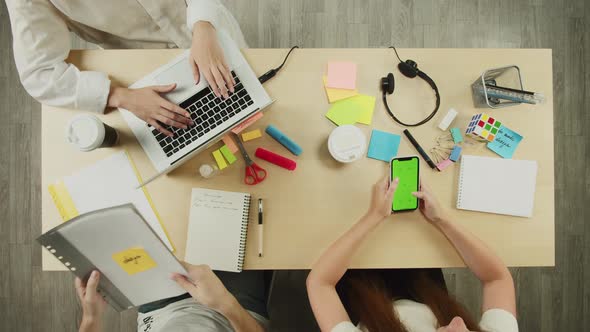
left=1, top=0, right=588, bottom=331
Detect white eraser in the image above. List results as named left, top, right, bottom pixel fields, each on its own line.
left=438, top=108, right=458, bottom=130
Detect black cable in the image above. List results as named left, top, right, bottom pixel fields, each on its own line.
left=258, top=46, right=299, bottom=84
left=389, top=46, right=403, bottom=63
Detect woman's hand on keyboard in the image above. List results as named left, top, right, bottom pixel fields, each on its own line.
left=108, top=85, right=193, bottom=137
left=190, top=21, right=235, bottom=99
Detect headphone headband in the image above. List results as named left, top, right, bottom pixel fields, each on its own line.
left=380, top=46, right=441, bottom=127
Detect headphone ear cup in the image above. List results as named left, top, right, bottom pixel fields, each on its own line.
left=380, top=73, right=395, bottom=94
left=398, top=60, right=418, bottom=78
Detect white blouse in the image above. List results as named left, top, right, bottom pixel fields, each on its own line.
left=331, top=299, right=518, bottom=332
left=5, top=0, right=247, bottom=113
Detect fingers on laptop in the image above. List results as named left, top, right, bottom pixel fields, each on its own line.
left=190, top=58, right=201, bottom=85
left=161, top=100, right=191, bottom=121
left=148, top=119, right=173, bottom=137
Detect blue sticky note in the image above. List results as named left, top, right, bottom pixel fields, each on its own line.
left=487, top=125, right=523, bottom=158
left=367, top=129, right=401, bottom=162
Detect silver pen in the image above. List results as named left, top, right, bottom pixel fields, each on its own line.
left=258, top=199, right=264, bottom=257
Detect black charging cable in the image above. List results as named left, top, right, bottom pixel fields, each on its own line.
left=258, top=46, right=299, bottom=84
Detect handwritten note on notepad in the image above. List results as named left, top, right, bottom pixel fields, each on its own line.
left=487, top=126, right=523, bottom=159
left=325, top=95, right=376, bottom=126
left=367, top=129, right=401, bottom=162
left=112, top=247, right=157, bottom=275
left=326, top=62, right=357, bottom=89
left=323, top=76, right=357, bottom=103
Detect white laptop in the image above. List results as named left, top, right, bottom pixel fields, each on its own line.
left=120, top=30, right=272, bottom=186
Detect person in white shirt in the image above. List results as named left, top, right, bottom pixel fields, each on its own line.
left=306, top=177, right=519, bottom=332
left=6, top=0, right=246, bottom=136
left=74, top=263, right=270, bottom=332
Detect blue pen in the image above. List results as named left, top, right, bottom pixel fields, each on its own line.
left=265, top=125, right=303, bottom=156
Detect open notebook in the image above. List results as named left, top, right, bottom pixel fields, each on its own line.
left=48, top=151, right=174, bottom=251
left=185, top=188, right=251, bottom=272
left=457, top=155, right=538, bottom=218
left=37, top=205, right=186, bottom=311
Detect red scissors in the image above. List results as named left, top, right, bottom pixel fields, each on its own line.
left=232, top=133, right=267, bottom=185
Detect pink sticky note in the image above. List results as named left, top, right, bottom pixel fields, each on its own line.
left=326, top=62, right=357, bottom=90
left=231, top=112, right=264, bottom=134
left=222, top=135, right=238, bottom=153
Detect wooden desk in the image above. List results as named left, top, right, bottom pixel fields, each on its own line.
left=42, top=48, right=554, bottom=271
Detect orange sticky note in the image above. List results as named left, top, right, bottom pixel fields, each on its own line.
left=326, top=62, right=357, bottom=90
left=242, top=129, right=262, bottom=142
left=231, top=112, right=264, bottom=134
left=222, top=135, right=238, bottom=153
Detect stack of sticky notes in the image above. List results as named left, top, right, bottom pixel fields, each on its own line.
left=324, top=62, right=358, bottom=103
left=325, top=94, right=376, bottom=126
left=367, top=129, right=401, bottom=162
left=212, top=144, right=238, bottom=170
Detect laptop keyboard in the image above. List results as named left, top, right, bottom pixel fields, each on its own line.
left=151, top=71, right=254, bottom=157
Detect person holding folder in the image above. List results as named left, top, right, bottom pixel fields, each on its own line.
left=6, top=0, right=245, bottom=135
left=74, top=264, right=270, bottom=331
left=306, top=178, right=518, bottom=332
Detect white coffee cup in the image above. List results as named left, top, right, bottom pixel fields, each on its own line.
left=66, top=115, right=119, bottom=152
left=328, top=125, right=367, bottom=163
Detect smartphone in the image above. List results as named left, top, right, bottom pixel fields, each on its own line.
left=390, top=156, right=420, bottom=212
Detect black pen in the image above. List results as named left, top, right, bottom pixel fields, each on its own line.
left=403, top=129, right=439, bottom=171
left=258, top=199, right=263, bottom=257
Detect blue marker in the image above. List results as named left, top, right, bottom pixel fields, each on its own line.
left=265, top=125, right=302, bottom=156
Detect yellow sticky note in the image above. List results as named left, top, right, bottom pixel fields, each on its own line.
left=220, top=145, right=237, bottom=164
left=242, top=129, right=262, bottom=142
left=322, top=76, right=357, bottom=103
left=112, top=247, right=157, bottom=275
left=325, top=94, right=376, bottom=126
left=212, top=149, right=228, bottom=169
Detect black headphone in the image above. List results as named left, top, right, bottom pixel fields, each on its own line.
left=380, top=46, right=441, bottom=127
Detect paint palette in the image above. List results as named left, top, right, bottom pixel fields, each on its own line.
left=465, top=113, right=502, bottom=142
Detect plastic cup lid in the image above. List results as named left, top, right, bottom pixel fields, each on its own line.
left=66, top=115, right=105, bottom=151
left=328, top=125, right=367, bottom=163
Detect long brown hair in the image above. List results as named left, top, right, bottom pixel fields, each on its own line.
left=337, top=269, right=480, bottom=332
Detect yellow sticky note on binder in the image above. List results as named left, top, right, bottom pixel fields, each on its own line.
left=112, top=247, right=157, bottom=275
left=213, top=149, right=228, bottom=169
left=48, top=181, right=79, bottom=222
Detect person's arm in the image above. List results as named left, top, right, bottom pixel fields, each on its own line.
left=412, top=185, right=516, bottom=316
left=5, top=0, right=192, bottom=136
left=185, top=0, right=236, bottom=99
left=74, top=271, right=107, bottom=332
left=306, top=177, right=398, bottom=331
left=172, top=264, right=265, bottom=332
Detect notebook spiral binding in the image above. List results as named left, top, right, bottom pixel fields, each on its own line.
left=456, top=162, right=465, bottom=208
left=237, top=195, right=251, bottom=271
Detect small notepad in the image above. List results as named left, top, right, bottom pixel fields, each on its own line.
left=457, top=155, right=538, bottom=217
left=185, top=188, right=251, bottom=272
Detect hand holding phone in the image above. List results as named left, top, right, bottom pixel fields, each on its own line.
left=390, top=156, right=420, bottom=212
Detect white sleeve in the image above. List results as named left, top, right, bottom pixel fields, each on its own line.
left=185, top=0, right=224, bottom=31
left=330, top=321, right=363, bottom=332
left=479, top=309, right=519, bottom=332
left=6, top=0, right=111, bottom=113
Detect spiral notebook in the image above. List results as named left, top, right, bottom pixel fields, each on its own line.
left=457, top=155, right=538, bottom=218
left=185, top=188, right=251, bottom=272
left=37, top=204, right=187, bottom=312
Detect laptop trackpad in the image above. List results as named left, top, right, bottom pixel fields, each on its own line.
left=155, top=58, right=199, bottom=104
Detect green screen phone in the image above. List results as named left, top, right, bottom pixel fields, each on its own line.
left=390, top=156, right=420, bottom=212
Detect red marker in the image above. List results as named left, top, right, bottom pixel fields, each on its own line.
left=255, top=148, right=297, bottom=171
